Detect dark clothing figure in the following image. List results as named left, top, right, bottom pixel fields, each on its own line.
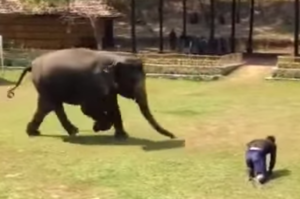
left=198, top=37, right=208, bottom=54
left=219, top=37, right=228, bottom=54
left=245, top=136, right=277, bottom=184
left=169, top=29, right=177, bottom=51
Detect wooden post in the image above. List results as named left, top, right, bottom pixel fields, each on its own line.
left=182, top=0, right=187, bottom=36
left=131, top=0, right=137, bottom=53
left=246, top=0, right=254, bottom=54
left=231, top=0, right=236, bottom=52
left=158, top=0, right=164, bottom=53
left=294, top=0, right=299, bottom=56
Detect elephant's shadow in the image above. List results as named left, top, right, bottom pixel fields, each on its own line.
left=41, top=133, right=185, bottom=151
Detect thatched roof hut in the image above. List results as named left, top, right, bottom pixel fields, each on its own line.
left=0, top=0, right=122, bottom=49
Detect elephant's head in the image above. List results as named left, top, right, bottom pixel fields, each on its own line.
left=107, top=54, right=175, bottom=139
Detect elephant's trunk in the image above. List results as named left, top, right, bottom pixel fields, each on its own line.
left=135, top=81, right=175, bottom=139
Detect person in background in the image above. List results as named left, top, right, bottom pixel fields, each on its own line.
left=168, top=29, right=177, bottom=51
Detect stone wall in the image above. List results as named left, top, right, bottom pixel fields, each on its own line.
left=0, top=14, right=104, bottom=49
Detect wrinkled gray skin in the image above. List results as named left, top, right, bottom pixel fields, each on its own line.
left=7, top=48, right=175, bottom=140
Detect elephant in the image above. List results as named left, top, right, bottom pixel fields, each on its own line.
left=80, top=101, right=113, bottom=132
left=7, top=48, right=175, bottom=140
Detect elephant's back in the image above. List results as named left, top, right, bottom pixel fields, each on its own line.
left=40, top=48, right=97, bottom=71
left=31, top=48, right=99, bottom=105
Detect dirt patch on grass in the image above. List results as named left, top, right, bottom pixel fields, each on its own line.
left=224, top=65, right=273, bottom=83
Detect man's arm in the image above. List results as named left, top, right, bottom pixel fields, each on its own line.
left=268, top=145, right=277, bottom=174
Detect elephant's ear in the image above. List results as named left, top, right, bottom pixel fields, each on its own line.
left=109, top=61, right=121, bottom=89
left=103, top=62, right=116, bottom=73
left=90, top=59, right=118, bottom=92
left=91, top=59, right=114, bottom=74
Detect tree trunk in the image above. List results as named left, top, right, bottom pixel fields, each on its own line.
left=236, top=0, right=241, bottom=23
left=158, top=0, right=164, bottom=53
left=182, top=0, right=187, bottom=36
left=209, top=0, right=216, bottom=51
left=231, top=0, right=236, bottom=53
left=294, top=0, right=299, bottom=56
left=247, top=0, right=254, bottom=54
left=131, top=0, right=137, bottom=53
left=231, top=0, right=236, bottom=52
left=89, top=17, right=102, bottom=50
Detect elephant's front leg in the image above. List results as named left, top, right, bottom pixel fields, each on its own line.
left=111, top=106, right=129, bottom=140
left=109, top=98, right=129, bottom=140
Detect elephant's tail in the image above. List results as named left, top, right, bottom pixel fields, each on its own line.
left=7, top=66, right=32, bottom=98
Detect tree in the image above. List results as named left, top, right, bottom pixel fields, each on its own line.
left=182, top=0, right=187, bottom=36
left=158, top=0, right=164, bottom=53
left=246, top=0, right=254, bottom=53
left=130, top=0, right=137, bottom=53
left=231, top=0, right=236, bottom=52
left=236, top=0, right=241, bottom=23
left=294, top=0, right=299, bottom=56
left=209, top=0, right=216, bottom=51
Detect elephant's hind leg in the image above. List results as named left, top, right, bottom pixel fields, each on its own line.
left=54, top=105, right=78, bottom=136
left=26, top=96, right=53, bottom=136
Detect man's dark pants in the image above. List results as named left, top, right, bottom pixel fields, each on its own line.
left=246, top=148, right=267, bottom=183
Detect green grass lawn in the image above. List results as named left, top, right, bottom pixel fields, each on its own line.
left=0, top=68, right=299, bottom=199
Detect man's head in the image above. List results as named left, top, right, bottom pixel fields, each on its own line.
left=266, top=135, right=276, bottom=143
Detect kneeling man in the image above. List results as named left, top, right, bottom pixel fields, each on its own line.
left=245, top=135, right=277, bottom=184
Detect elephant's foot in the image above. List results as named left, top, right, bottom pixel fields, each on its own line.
left=114, top=130, right=129, bottom=141
left=93, top=121, right=113, bottom=132
left=26, top=123, right=41, bottom=137
left=66, top=125, right=79, bottom=137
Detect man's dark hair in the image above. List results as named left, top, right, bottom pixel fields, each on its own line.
left=266, top=135, right=276, bottom=143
